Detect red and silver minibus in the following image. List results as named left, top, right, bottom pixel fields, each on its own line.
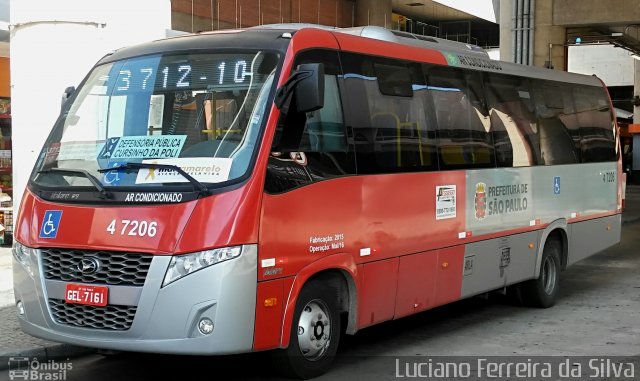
left=12, top=25, right=623, bottom=378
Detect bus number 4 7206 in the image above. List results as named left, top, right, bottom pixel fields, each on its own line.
left=106, top=219, right=158, bottom=237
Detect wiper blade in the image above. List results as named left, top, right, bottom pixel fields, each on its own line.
left=37, top=168, right=112, bottom=199
left=98, top=162, right=210, bottom=195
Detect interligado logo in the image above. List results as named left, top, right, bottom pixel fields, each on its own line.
left=8, top=357, right=73, bottom=380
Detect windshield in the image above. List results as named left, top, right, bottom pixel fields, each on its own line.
left=31, top=51, right=278, bottom=194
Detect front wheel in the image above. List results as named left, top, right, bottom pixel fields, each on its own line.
left=272, top=281, right=341, bottom=379
left=520, top=239, right=561, bottom=308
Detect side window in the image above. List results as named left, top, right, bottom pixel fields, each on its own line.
left=485, top=74, right=540, bottom=167
left=265, top=49, right=356, bottom=193
left=340, top=52, right=437, bottom=174
left=573, top=85, right=616, bottom=162
left=426, top=66, right=495, bottom=170
left=531, top=80, right=579, bottom=165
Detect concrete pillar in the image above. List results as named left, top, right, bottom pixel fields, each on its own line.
left=499, top=0, right=513, bottom=62
left=632, top=60, right=640, bottom=181
left=355, top=0, right=392, bottom=28
left=533, top=0, right=566, bottom=70
left=10, top=0, right=171, bottom=216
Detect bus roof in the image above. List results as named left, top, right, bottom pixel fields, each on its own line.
left=101, top=24, right=604, bottom=88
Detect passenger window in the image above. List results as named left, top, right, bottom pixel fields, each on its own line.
left=573, top=85, right=616, bottom=162
left=485, top=74, right=540, bottom=167
left=426, top=66, right=495, bottom=170
left=531, top=80, right=579, bottom=165
left=265, top=49, right=356, bottom=193
left=374, top=63, right=414, bottom=97
left=340, top=53, right=437, bottom=174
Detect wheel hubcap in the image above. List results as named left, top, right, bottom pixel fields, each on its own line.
left=542, top=256, right=557, bottom=295
left=297, top=299, right=331, bottom=361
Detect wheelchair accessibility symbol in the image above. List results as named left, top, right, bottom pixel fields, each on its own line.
left=102, top=162, right=125, bottom=186
left=40, top=210, right=63, bottom=239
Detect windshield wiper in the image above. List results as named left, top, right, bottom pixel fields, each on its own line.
left=98, top=162, right=211, bottom=196
left=37, top=168, right=112, bottom=199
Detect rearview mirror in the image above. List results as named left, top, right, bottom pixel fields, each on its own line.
left=275, top=63, right=324, bottom=113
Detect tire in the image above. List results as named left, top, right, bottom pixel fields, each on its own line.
left=272, top=281, right=341, bottom=379
left=520, top=239, right=561, bottom=308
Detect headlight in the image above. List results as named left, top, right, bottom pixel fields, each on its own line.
left=13, top=242, right=36, bottom=277
left=162, top=246, right=242, bottom=287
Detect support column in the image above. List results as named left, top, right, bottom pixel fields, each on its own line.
left=10, top=0, right=171, bottom=216
left=499, top=0, right=513, bottom=62
left=632, top=60, right=640, bottom=182
left=499, top=0, right=535, bottom=66
left=355, top=0, right=392, bottom=28
left=533, top=0, right=566, bottom=69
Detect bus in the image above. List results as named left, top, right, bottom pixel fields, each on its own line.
left=12, top=24, right=623, bottom=378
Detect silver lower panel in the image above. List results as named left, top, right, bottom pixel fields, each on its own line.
left=12, top=245, right=258, bottom=355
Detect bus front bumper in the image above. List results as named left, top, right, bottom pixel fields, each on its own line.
left=12, top=245, right=258, bottom=355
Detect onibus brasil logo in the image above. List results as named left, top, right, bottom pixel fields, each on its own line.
left=8, top=357, right=72, bottom=380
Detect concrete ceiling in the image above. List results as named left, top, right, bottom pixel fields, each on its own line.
left=566, top=25, right=640, bottom=57
left=392, top=0, right=481, bottom=22
left=554, top=0, right=640, bottom=56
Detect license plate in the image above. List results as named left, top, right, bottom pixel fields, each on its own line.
left=64, top=284, right=108, bottom=307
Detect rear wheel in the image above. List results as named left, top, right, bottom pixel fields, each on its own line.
left=272, top=281, right=341, bottom=379
left=521, top=239, right=561, bottom=308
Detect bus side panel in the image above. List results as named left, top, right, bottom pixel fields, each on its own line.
left=253, top=278, right=285, bottom=351
left=394, top=250, right=438, bottom=318
left=567, top=214, right=621, bottom=266
left=393, top=245, right=479, bottom=317
left=465, top=163, right=618, bottom=238
left=259, top=172, right=466, bottom=283
left=359, top=258, right=399, bottom=328
left=434, top=246, right=465, bottom=306
left=460, top=231, right=539, bottom=298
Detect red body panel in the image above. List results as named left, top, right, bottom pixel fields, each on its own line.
left=16, top=182, right=263, bottom=254
left=394, top=251, right=438, bottom=318
left=253, top=278, right=285, bottom=351
left=358, top=258, right=399, bottom=329
left=259, top=172, right=466, bottom=280
left=434, top=246, right=465, bottom=306
left=173, top=183, right=263, bottom=254
left=261, top=172, right=466, bottom=346
left=16, top=191, right=197, bottom=253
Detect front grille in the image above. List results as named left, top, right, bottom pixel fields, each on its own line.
left=41, top=248, right=153, bottom=286
left=48, top=298, right=136, bottom=331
